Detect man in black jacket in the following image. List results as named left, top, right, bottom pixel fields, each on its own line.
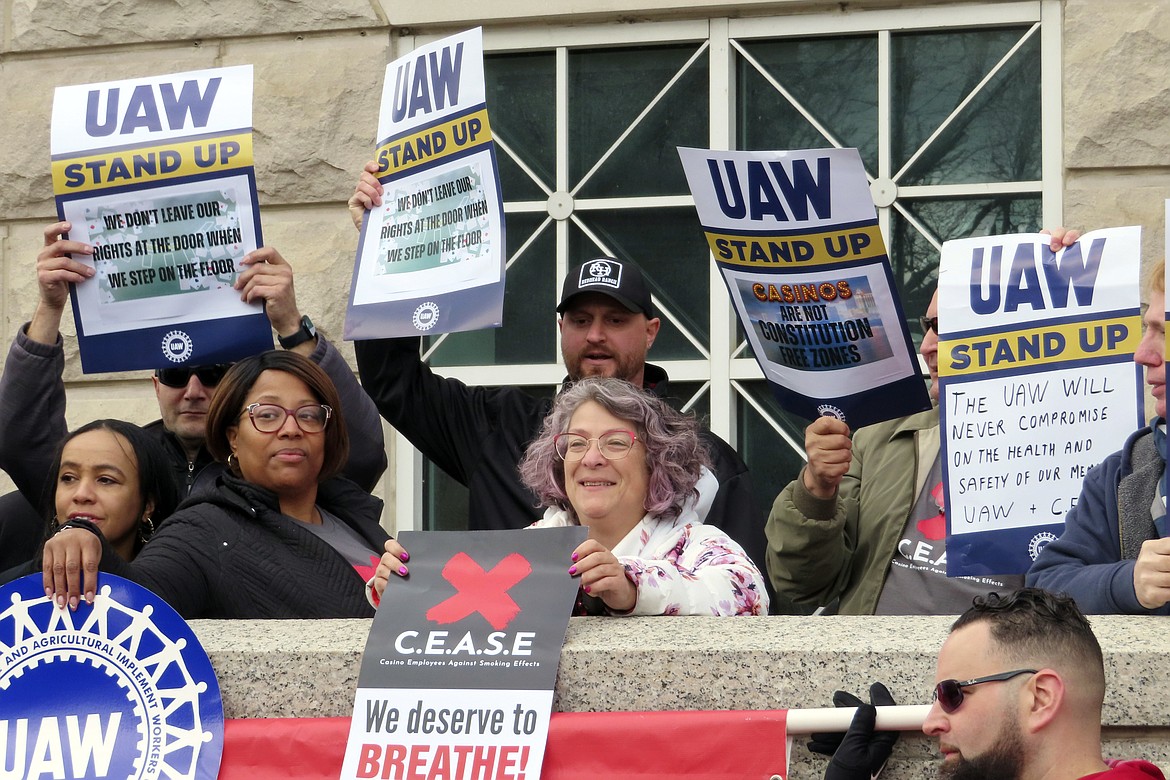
left=350, top=170, right=768, bottom=600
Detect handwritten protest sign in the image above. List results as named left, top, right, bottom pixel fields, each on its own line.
left=938, top=228, right=1144, bottom=576
left=345, top=28, right=507, bottom=339
left=0, top=573, right=223, bottom=779
left=678, top=147, right=930, bottom=428
left=340, top=528, right=584, bottom=780
left=51, top=65, right=271, bottom=372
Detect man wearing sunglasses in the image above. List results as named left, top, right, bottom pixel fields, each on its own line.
left=347, top=165, right=767, bottom=600
left=920, top=588, right=1162, bottom=780
left=1027, top=259, right=1168, bottom=614
left=818, top=589, right=1162, bottom=780
left=765, top=231, right=1078, bottom=615
left=0, top=224, right=387, bottom=535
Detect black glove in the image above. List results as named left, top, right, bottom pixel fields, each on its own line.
left=807, top=689, right=865, bottom=756
left=808, top=683, right=900, bottom=780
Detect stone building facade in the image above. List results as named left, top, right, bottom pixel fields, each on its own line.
left=0, top=0, right=1166, bottom=529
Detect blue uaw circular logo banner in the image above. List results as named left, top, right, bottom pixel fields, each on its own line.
left=0, top=574, right=223, bottom=779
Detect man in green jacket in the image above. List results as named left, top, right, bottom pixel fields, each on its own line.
left=765, top=287, right=1024, bottom=615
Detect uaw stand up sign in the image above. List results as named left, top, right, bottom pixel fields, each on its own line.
left=341, top=528, right=585, bottom=780
left=0, top=574, right=223, bottom=780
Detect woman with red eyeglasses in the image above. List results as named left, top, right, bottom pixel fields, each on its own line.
left=41, top=351, right=390, bottom=618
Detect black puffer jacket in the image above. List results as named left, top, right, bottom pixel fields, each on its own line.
left=100, top=474, right=388, bottom=619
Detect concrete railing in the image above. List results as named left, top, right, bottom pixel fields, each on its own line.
left=192, top=615, right=1170, bottom=779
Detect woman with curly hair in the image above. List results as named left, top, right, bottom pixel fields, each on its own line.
left=520, top=378, right=767, bottom=615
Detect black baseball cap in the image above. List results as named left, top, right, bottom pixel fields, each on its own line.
left=556, top=258, right=655, bottom=318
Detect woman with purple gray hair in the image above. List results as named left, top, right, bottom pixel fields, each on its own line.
left=517, top=378, right=768, bottom=616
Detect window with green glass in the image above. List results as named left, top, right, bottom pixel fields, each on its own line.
left=397, top=6, right=1059, bottom=532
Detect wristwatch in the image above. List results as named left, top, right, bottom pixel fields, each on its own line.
left=278, top=315, right=317, bottom=350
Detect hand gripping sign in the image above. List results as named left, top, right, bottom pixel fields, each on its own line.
left=341, top=528, right=585, bottom=780
left=0, top=573, right=224, bottom=780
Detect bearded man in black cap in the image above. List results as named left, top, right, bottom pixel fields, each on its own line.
left=351, top=170, right=765, bottom=587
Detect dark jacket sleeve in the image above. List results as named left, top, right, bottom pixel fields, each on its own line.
left=698, top=431, right=775, bottom=611
left=0, top=560, right=36, bottom=588
left=354, top=336, right=511, bottom=485
left=0, top=491, right=48, bottom=573
left=309, top=335, right=387, bottom=492
left=1026, top=451, right=1165, bottom=615
left=0, top=325, right=69, bottom=504
left=99, top=512, right=217, bottom=618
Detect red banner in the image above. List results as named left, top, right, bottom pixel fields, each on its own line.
left=221, top=710, right=787, bottom=780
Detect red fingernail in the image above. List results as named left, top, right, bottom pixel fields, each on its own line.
left=568, top=565, right=577, bottom=575
left=571, top=552, right=579, bottom=562
left=582, top=585, right=591, bottom=593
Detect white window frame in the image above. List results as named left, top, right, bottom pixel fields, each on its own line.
left=387, top=1, right=1063, bottom=531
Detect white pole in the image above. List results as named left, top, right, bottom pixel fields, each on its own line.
left=785, top=704, right=932, bottom=734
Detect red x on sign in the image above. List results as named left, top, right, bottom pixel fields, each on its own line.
left=426, top=552, right=532, bottom=630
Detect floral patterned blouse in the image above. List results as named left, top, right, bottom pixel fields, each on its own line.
left=531, top=467, right=769, bottom=616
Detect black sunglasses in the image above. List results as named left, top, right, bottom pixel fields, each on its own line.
left=919, top=315, right=939, bottom=335
left=932, top=668, right=1037, bottom=714
left=155, top=363, right=233, bottom=389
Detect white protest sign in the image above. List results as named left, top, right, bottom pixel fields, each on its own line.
left=938, top=228, right=1144, bottom=575
left=346, top=28, right=507, bottom=339
left=340, top=529, right=584, bottom=780
left=679, top=146, right=930, bottom=428
left=51, top=65, right=270, bottom=371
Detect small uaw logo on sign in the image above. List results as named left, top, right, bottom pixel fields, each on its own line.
left=816, top=403, right=846, bottom=422
left=412, top=302, right=440, bottom=331
left=161, top=330, right=194, bottom=363
left=0, top=574, right=223, bottom=779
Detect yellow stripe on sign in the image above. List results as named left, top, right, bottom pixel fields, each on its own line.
left=940, top=315, right=1141, bottom=377
left=52, top=133, right=254, bottom=194
left=704, top=224, right=886, bottom=267
left=376, top=109, right=493, bottom=176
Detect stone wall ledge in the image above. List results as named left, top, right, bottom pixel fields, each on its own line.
left=193, top=614, right=1170, bottom=724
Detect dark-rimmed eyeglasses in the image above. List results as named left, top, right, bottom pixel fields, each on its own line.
left=553, top=430, right=638, bottom=461
left=932, top=669, right=1037, bottom=713
left=242, top=403, right=332, bottom=434
left=919, top=315, right=939, bottom=335
left=156, top=364, right=232, bottom=388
